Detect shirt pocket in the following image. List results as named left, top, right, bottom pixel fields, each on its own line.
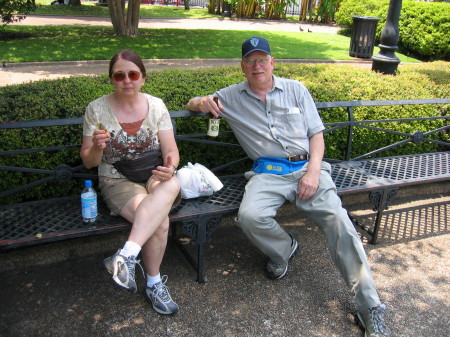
left=273, top=107, right=308, bottom=138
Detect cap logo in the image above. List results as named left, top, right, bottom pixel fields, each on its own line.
left=250, top=38, right=259, bottom=47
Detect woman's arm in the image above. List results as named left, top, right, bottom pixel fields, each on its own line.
left=79, top=130, right=110, bottom=169
left=151, top=129, right=180, bottom=180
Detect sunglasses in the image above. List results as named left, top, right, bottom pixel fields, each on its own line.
left=242, top=57, right=271, bottom=68
left=112, top=71, right=141, bottom=82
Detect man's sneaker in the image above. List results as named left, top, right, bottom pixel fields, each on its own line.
left=146, top=275, right=179, bottom=315
left=357, top=304, right=391, bottom=337
left=103, top=249, right=144, bottom=293
left=266, top=234, right=299, bottom=280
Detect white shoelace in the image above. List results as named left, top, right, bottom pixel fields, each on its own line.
left=370, top=305, right=391, bottom=335
left=150, top=275, right=172, bottom=302
left=121, top=257, right=145, bottom=281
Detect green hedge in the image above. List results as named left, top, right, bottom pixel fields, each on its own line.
left=335, top=0, right=450, bottom=61
left=0, top=62, right=449, bottom=203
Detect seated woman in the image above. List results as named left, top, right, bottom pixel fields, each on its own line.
left=80, top=49, right=181, bottom=316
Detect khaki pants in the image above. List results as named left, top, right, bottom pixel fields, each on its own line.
left=237, top=162, right=381, bottom=310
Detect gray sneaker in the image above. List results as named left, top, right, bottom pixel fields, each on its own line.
left=103, top=249, right=144, bottom=293
left=146, top=275, right=179, bottom=315
left=357, top=304, right=391, bottom=337
left=266, top=234, right=299, bottom=280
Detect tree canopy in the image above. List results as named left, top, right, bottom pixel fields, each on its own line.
left=1, top=0, right=36, bottom=26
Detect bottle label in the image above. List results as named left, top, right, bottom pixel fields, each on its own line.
left=81, top=196, right=97, bottom=219
left=207, top=118, right=220, bottom=137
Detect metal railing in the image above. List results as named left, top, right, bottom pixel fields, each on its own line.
left=316, top=99, right=450, bottom=161
left=1, top=99, right=449, bottom=201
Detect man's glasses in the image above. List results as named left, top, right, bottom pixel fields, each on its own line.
left=112, top=71, right=141, bottom=82
left=242, top=57, right=271, bottom=68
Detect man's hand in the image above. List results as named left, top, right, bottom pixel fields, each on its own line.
left=298, top=171, right=320, bottom=201
left=297, top=132, right=324, bottom=201
left=188, top=96, right=223, bottom=117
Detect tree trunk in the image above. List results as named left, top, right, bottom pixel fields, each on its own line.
left=299, top=0, right=309, bottom=21
left=69, top=0, right=81, bottom=5
left=208, top=0, right=215, bottom=14
left=108, top=0, right=140, bottom=36
left=127, top=0, right=140, bottom=36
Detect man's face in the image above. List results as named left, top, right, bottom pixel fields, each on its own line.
left=241, top=51, right=274, bottom=87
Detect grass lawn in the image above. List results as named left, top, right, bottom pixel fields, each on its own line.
left=1, top=1, right=419, bottom=63
left=0, top=25, right=419, bottom=63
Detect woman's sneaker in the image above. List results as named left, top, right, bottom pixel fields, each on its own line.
left=146, top=275, right=179, bottom=315
left=266, top=234, right=299, bottom=280
left=356, top=304, right=391, bottom=337
left=103, top=249, right=144, bottom=293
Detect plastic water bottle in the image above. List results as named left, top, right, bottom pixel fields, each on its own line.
left=81, top=180, right=97, bottom=223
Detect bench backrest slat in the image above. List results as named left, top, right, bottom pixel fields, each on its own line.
left=1, top=99, right=449, bottom=201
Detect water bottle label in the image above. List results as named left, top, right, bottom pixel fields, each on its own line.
left=81, top=197, right=97, bottom=219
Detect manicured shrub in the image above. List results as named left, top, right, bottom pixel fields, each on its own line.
left=334, top=0, right=386, bottom=35
left=0, top=62, right=448, bottom=203
left=400, top=1, right=450, bottom=60
left=335, top=0, right=450, bottom=61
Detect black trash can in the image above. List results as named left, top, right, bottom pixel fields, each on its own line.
left=349, top=15, right=380, bottom=58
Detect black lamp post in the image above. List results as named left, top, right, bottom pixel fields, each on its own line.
left=372, top=0, right=403, bottom=75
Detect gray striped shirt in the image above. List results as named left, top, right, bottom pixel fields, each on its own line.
left=214, top=75, right=325, bottom=161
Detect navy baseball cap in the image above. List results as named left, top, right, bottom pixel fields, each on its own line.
left=242, top=37, right=271, bottom=59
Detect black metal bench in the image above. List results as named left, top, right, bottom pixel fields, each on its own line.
left=1, top=98, right=449, bottom=283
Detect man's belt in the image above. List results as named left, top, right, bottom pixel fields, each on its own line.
left=287, top=154, right=309, bottom=162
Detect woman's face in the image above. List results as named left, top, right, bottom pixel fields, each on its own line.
left=111, top=58, right=145, bottom=96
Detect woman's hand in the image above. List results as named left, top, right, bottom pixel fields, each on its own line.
left=80, top=129, right=110, bottom=169
left=92, top=129, right=110, bottom=150
left=151, top=155, right=177, bottom=182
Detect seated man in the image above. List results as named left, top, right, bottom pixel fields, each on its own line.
left=186, top=37, right=391, bottom=337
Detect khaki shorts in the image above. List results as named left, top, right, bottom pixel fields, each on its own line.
left=99, top=177, right=181, bottom=216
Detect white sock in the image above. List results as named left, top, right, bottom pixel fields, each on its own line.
left=120, top=241, right=141, bottom=259
left=147, top=273, right=162, bottom=288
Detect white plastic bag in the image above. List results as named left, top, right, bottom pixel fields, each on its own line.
left=176, top=163, right=223, bottom=199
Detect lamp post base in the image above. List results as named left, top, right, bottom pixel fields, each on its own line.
left=372, top=44, right=401, bottom=75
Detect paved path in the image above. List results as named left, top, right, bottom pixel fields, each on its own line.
left=10, top=14, right=341, bottom=34
left=0, top=58, right=372, bottom=87
left=1, top=202, right=449, bottom=337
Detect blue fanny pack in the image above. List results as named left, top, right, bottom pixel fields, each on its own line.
left=252, top=157, right=307, bottom=175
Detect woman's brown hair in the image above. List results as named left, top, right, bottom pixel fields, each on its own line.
left=109, top=49, right=147, bottom=80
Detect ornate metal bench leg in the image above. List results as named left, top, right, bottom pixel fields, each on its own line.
left=178, top=215, right=222, bottom=283
left=196, top=217, right=207, bottom=283
left=369, top=187, right=398, bottom=244
left=194, top=215, right=223, bottom=283
left=170, top=222, right=178, bottom=246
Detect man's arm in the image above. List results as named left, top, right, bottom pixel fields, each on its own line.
left=298, top=131, right=324, bottom=201
left=186, top=96, right=222, bottom=118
